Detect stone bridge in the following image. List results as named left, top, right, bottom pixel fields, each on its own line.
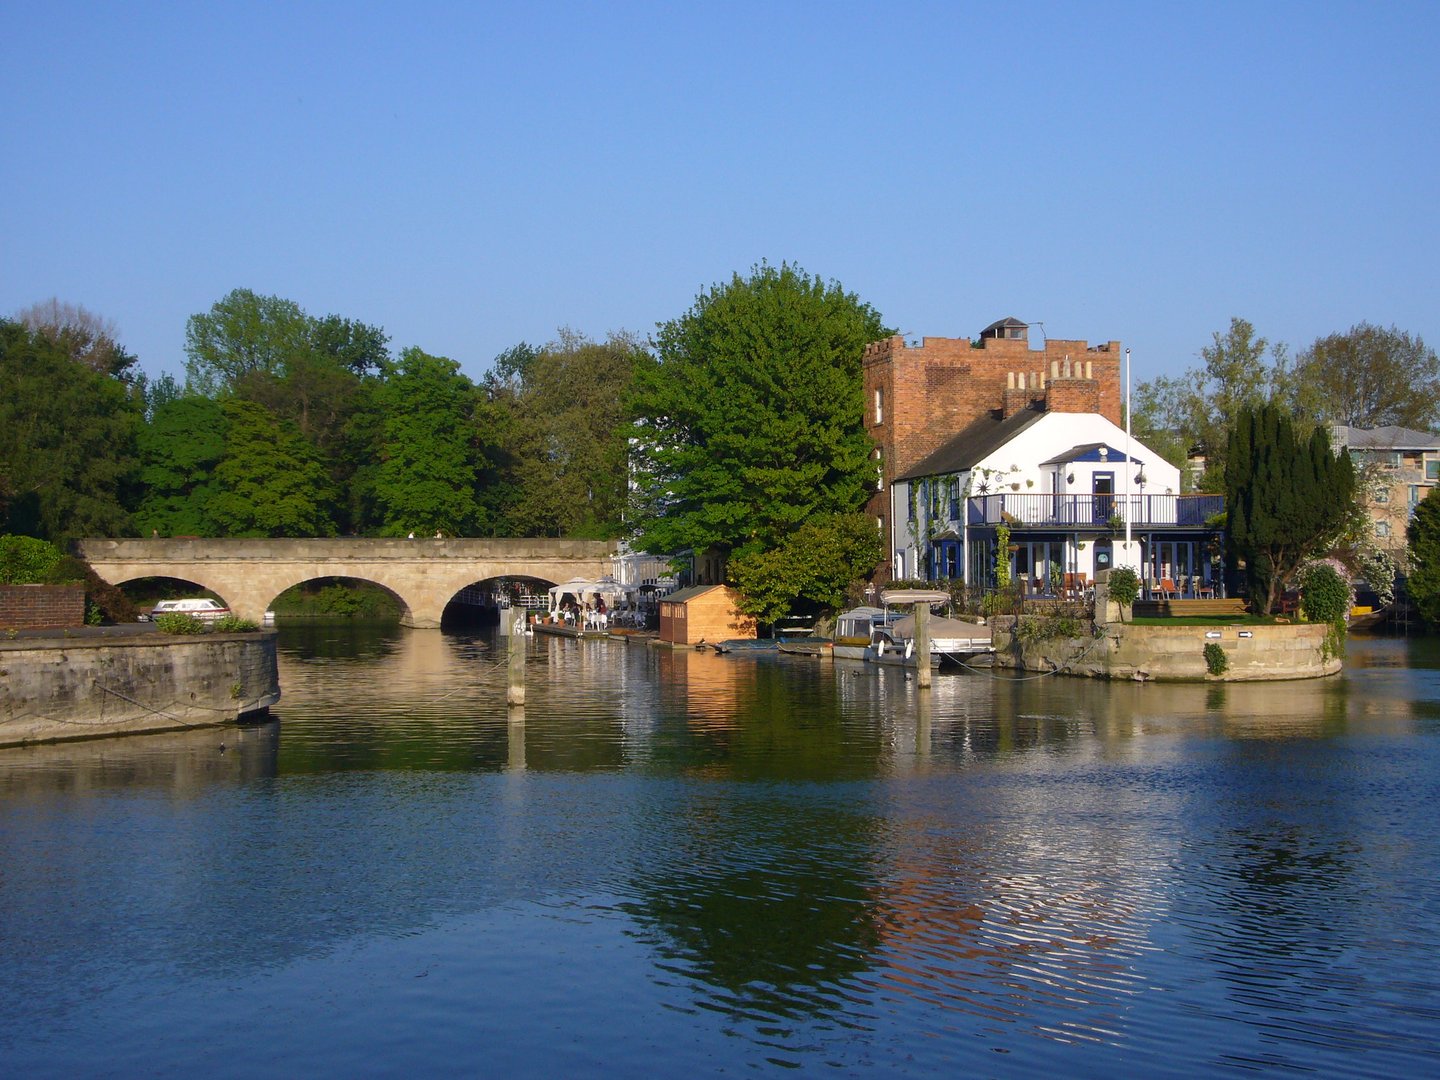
left=76, top=537, right=618, bottom=628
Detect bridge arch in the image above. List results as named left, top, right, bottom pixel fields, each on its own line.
left=77, top=538, right=617, bottom=628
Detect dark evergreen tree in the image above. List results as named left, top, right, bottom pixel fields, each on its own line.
left=1225, top=403, right=1355, bottom=613
left=1407, top=492, right=1440, bottom=629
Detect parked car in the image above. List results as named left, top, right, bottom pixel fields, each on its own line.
left=141, top=598, right=231, bottom=622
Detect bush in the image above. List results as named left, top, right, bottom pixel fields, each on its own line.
left=1300, top=563, right=1350, bottom=625
left=154, top=613, right=206, bottom=634
left=1204, top=642, right=1229, bottom=675
left=1108, top=566, right=1140, bottom=609
left=212, top=615, right=259, bottom=633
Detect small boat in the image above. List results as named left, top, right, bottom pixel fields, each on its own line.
left=776, top=637, right=832, bottom=657
left=712, top=638, right=778, bottom=654
left=832, top=606, right=898, bottom=661
left=864, top=615, right=993, bottom=669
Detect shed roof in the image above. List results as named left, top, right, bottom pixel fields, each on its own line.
left=659, top=583, right=728, bottom=604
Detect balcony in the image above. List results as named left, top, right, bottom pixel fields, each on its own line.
left=967, top=493, right=1224, bottom=529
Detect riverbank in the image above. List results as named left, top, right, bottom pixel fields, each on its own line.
left=0, top=630, right=280, bottom=747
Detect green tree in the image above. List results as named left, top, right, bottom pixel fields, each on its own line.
left=14, top=297, right=139, bottom=381
left=730, top=513, right=883, bottom=625
left=1134, top=317, right=1294, bottom=490
left=1408, top=491, right=1440, bottom=629
left=370, top=347, right=482, bottom=536
left=1225, top=403, right=1355, bottom=614
left=501, top=331, right=639, bottom=539
left=0, top=319, right=142, bottom=541
left=133, top=396, right=228, bottom=536
left=630, top=262, right=888, bottom=558
left=184, top=289, right=312, bottom=395
left=208, top=400, right=338, bottom=536
left=1294, top=323, right=1440, bottom=430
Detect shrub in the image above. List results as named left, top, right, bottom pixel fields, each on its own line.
left=1108, top=566, right=1140, bottom=609
left=212, top=615, right=259, bottom=633
left=154, top=613, right=206, bottom=634
left=1204, top=642, right=1229, bottom=675
left=1300, top=563, right=1350, bottom=625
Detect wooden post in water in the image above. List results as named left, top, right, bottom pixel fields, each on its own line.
left=882, top=588, right=948, bottom=693
left=913, top=602, right=932, bottom=689
left=507, top=613, right=526, bottom=706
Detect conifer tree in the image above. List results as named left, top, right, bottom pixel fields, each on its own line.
left=1408, top=492, right=1440, bottom=629
left=1225, top=404, right=1355, bottom=613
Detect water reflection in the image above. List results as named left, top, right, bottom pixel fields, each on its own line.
left=0, top=625, right=1437, bottom=1076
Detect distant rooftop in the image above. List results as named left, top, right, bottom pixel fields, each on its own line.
left=1332, top=424, right=1440, bottom=450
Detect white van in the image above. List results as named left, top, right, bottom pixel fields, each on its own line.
left=143, top=598, right=231, bottom=622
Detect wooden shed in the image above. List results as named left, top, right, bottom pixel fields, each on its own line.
left=657, top=584, right=755, bottom=646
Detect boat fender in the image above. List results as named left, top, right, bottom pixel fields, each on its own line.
left=904, top=639, right=914, bottom=659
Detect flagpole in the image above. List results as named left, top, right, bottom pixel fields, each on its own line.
left=1124, top=347, right=1133, bottom=563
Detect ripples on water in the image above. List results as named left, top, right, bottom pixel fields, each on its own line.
left=1, top=626, right=1438, bottom=1076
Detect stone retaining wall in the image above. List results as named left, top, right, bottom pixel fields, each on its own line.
left=994, top=620, right=1340, bottom=681
left=0, top=633, right=280, bottom=747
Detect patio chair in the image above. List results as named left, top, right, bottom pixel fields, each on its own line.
left=1156, top=577, right=1179, bottom=599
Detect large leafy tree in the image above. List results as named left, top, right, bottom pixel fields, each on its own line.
left=184, top=289, right=312, bottom=394
left=729, top=512, right=883, bottom=625
left=629, top=263, right=888, bottom=558
left=1133, top=317, right=1295, bottom=490
left=1225, top=403, right=1355, bottom=614
left=0, top=319, right=142, bottom=541
left=184, top=289, right=390, bottom=533
left=1408, top=491, right=1440, bottom=629
left=208, top=400, right=337, bottom=536
left=133, top=396, right=228, bottom=536
left=1294, top=323, right=1440, bottom=430
left=501, top=331, right=640, bottom=539
left=369, top=347, right=483, bottom=536
left=14, top=297, right=140, bottom=382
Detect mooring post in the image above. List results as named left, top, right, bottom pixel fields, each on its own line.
left=913, top=602, right=932, bottom=689
left=507, top=614, right=526, bottom=706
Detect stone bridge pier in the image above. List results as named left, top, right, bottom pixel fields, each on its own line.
left=76, top=537, right=618, bottom=628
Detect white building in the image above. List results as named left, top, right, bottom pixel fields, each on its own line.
left=891, top=409, right=1224, bottom=597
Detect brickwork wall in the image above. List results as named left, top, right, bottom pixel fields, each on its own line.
left=0, top=585, right=85, bottom=630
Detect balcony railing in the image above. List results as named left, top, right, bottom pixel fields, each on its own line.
left=967, top=493, right=1224, bottom=529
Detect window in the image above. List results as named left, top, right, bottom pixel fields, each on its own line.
left=874, top=447, right=884, bottom=491
left=1376, top=520, right=1391, bottom=538
left=1376, top=487, right=1390, bottom=504
left=1427, top=458, right=1440, bottom=481
left=894, top=551, right=905, bottom=579
left=874, top=387, right=883, bottom=425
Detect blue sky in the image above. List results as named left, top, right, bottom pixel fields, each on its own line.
left=3, top=2, right=1436, bottom=386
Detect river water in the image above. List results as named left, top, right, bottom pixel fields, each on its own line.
left=2, top=625, right=1438, bottom=1077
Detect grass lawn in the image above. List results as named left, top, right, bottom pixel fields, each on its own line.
left=1127, top=614, right=1283, bottom=626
